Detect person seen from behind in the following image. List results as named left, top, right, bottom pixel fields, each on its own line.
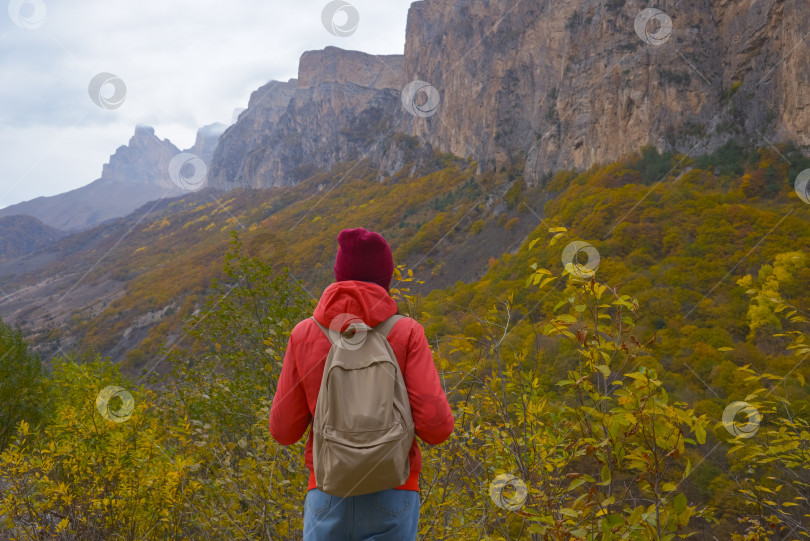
left=269, top=227, right=454, bottom=540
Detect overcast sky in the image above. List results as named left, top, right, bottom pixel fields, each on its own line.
left=0, top=0, right=415, bottom=209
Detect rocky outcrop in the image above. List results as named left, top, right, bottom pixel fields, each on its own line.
left=207, top=79, right=298, bottom=187
left=400, top=0, right=809, bottom=182
left=208, top=47, right=407, bottom=188
left=298, top=47, right=404, bottom=89
left=0, top=126, right=186, bottom=231
left=100, top=125, right=182, bottom=190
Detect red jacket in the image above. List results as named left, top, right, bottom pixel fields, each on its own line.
left=269, top=280, right=455, bottom=492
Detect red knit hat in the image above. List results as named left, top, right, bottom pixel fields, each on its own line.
left=334, top=228, right=394, bottom=291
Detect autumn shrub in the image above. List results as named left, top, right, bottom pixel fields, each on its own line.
left=0, top=234, right=314, bottom=541
left=720, top=254, right=810, bottom=539
left=0, top=354, right=193, bottom=540
left=418, top=226, right=713, bottom=540
left=0, top=322, right=49, bottom=452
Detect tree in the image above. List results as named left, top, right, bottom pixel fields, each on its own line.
left=723, top=252, right=810, bottom=539
left=160, top=230, right=311, bottom=439
left=0, top=320, right=48, bottom=452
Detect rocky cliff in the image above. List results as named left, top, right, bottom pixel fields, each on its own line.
left=208, top=47, right=408, bottom=188
left=208, top=79, right=298, bottom=187
left=209, top=0, right=808, bottom=189
left=100, top=125, right=182, bottom=190
left=402, top=0, right=809, bottom=182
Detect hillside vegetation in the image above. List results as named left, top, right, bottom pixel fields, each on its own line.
left=11, top=149, right=541, bottom=371
left=1, top=141, right=809, bottom=539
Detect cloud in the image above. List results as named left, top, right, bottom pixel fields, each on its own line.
left=0, top=0, right=414, bottom=208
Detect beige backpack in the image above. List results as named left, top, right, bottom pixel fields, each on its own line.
left=311, top=314, right=415, bottom=497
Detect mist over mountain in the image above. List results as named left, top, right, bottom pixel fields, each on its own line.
left=189, top=123, right=228, bottom=165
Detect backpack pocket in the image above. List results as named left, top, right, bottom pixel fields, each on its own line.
left=317, top=423, right=410, bottom=497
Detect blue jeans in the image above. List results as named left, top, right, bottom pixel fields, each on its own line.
left=303, top=488, right=420, bottom=540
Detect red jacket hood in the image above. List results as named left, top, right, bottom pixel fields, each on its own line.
left=312, top=280, right=398, bottom=330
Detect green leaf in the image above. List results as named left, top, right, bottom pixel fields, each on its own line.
left=673, top=493, right=687, bottom=514
left=597, top=364, right=611, bottom=377
left=604, top=514, right=623, bottom=529
left=695, top=424, right=706, bottom=445
left=567, top=477, right=587, bottom=491
left=538, top=276, right=556, bottom=289
left=600, top=463, right=611, bottom=484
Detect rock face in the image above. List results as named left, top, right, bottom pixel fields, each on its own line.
left=100, top=125, right=182, bottom=190
left=208, top=47, right=407, bottom=188
left=207, top=79, right=298, bottom=187
left=0, top=126, right=186, bottom=231
left=209, top=0, right=808, bottom=189
left=401, top=0, right=809, bottom=182
left=297, top=47, right=404, bottom=90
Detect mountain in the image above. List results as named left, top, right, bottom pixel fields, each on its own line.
left=0, top=215, right=63, bottom=260
left=0, top=0, right=806, bottom=367
left=209, top=0, right=808, bottom=190
left=208, top=79, right=298, bottom=187
left=208, top=47, right=408, bottom=188
left=6, top=1, right=805, bottom=228
left=0, top=125, right=225, bottom=232
left=0, top=126, right=182, bottom=231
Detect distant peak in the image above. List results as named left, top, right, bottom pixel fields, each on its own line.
left=134, top=125, right=155, bottom=136
left=100, top=127, right=180, bottom=187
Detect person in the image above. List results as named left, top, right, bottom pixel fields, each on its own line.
left=269, top=227, right=454, bottom=540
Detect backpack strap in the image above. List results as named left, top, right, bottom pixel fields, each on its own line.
left=373, top=314, right=404, bottom=337
left=311, top=317, right=334, bottom=345
left=310, top=314, right=403, bottom=342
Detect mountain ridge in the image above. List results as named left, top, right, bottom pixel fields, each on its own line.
left=0, top=124, right=226, bottom=232
left=208, top=0, right=809, bottom=191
